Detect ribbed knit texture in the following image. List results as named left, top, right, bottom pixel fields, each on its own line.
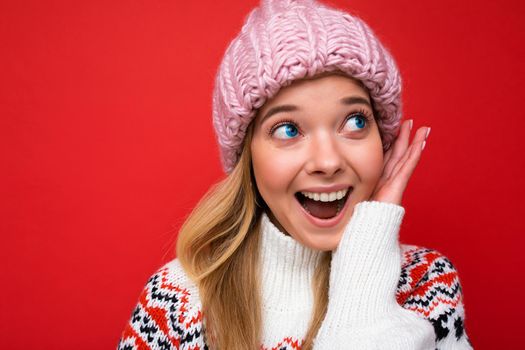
left=212, top=0, right=403, bottom=173
left=259, top=213, right=323, bottom=345
left=314, top=201, right=434, bottom=349
left=118, top=202, right=473, bottom=349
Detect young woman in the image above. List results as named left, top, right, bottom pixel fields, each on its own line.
left=118, top=1, right=473, bottom=349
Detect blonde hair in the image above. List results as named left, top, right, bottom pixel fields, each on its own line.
left=176, top=122, right=332, bottom=349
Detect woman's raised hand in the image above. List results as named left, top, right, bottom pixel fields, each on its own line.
left=370, top=119, right=431, bottom=205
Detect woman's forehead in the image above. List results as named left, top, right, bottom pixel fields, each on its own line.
left=255, top=73, right=370, bottom=118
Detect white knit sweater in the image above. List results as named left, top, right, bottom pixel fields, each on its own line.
left=118, top=201, right=474, bottom=349
left=261, top=201, right=434, bottom=349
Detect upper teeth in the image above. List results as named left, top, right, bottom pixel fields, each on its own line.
left=300, top=188, right=349, bottom=202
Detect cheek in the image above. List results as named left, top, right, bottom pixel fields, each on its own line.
left=357, top=147, right=383, bottom=178
left=252, top=147, right=298, bottom=191
left=345, top=135, right=384, bottom=186
left=251, top=142, right=301, bottom=197
left=338, top=129, right=384, bottom=186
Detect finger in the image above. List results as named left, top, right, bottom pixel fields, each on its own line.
left=382, top=119, right=412, bottom=179
left=390, top=142, right=419, bottom=180
left=390, top=127, right=429, bottom=180
left=386, top=119, right=411, bottom=164
left=376, top=144, right=396, bottom=192
left=390, top=142, right=423, bottom=190
left=382, top=146, right=393, bottom=172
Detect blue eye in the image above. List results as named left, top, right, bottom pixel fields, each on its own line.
left=344, top=114, right=368, bottom=131
left=273, top=123, right=299, bottom=139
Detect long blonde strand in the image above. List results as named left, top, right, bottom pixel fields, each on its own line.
left=176, top=123, right=331, bottom=349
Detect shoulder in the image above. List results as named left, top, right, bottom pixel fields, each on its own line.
left=153, top=258, right=202, bottom=305
left=398, top=244, right=463, bottom=294
left=118, top=258, right=207, bottom=350
left=397, top=244, right=473, bottom=348
left=397, top=243, right=465, bottom=308
left=399, top=243, right=460, bottom=276
left=136, top=258, right=202, bottom=315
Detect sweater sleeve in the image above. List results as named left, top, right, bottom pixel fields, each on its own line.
left=398, top=246, right=474, bottom=350
left=313, top=201, right=436, bottom=349
left=117, top=260, right=208, bottom=350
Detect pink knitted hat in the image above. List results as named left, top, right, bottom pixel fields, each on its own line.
left=212, top=0, right=402, bottom=174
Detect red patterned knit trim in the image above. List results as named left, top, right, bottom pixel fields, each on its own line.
left=260, top=336, right=302, bottom=350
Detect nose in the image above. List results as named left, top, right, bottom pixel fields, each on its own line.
left=304, top=132, right=344, bottom=177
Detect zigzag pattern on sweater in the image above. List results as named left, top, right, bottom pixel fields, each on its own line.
left=119, top=266, right=208, bottom=350
left=397, top=244, right=473, bottom=349
left=118, top=245, right=472, bottom=350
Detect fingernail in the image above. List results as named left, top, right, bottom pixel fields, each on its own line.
left=421, top=140, right=426, bottom=150
left=426, top=127, right=431, bottom=139
left=409, top=119, right=413, bottom=130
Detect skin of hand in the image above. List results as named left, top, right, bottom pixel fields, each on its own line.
left=370, top=119, right=431, bottom=205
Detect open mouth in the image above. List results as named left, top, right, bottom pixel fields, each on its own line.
left=294, top=187, right=353, bottom=220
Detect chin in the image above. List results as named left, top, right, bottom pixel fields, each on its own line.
left=300, top=231, right=342, bottom=252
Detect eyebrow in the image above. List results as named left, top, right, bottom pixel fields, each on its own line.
left=260, top=96, right=372, bottom=124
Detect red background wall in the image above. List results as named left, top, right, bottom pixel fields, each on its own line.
left=2, top=0, right=523, bottom=348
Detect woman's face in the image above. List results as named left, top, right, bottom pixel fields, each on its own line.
left=250, top=74, right=385, bottom=251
